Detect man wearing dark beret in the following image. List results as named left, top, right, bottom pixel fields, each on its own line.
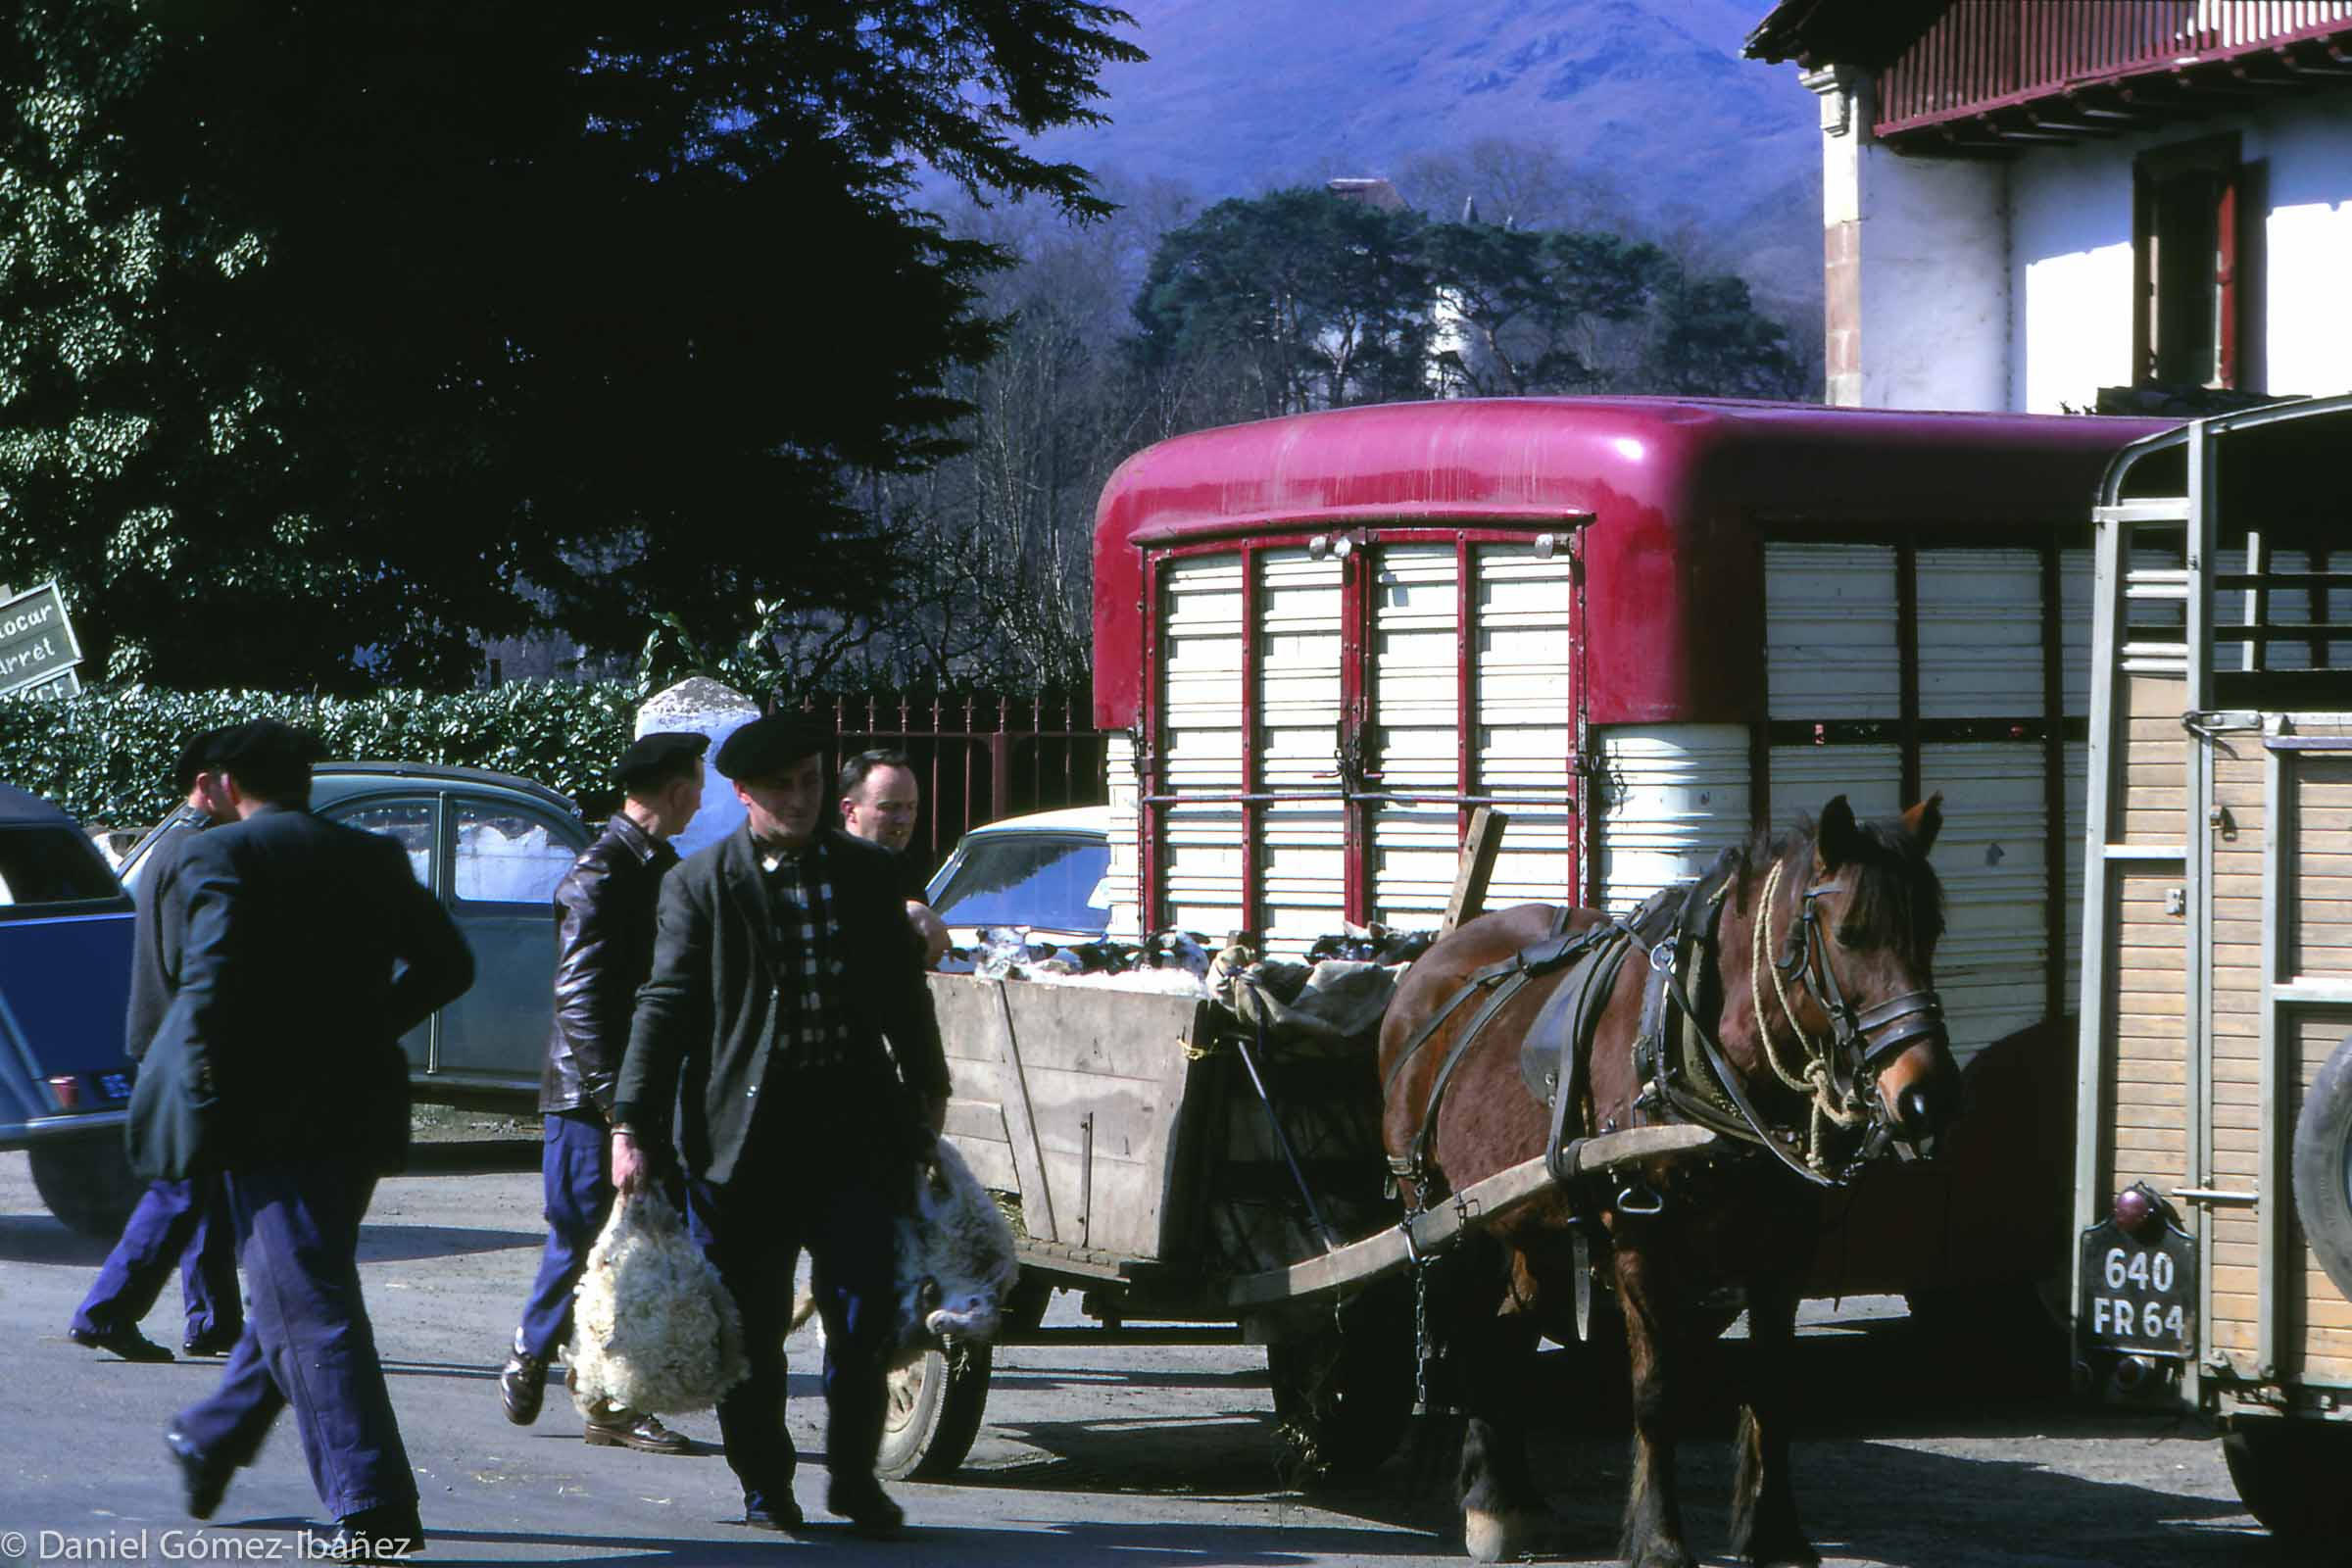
left=68, top=727, right=245, bottom=1363
left=497, top=730, right=708, bottom=1453
left=154, top=718, right=473, bottom=1560
left=612, top=710, right=950, bottom=1538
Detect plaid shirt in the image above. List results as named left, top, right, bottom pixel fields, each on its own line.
left=761, top=838, right=854, bottom=1069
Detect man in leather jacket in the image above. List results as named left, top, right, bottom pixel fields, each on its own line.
left=498, top=731, right=708, bottom=1452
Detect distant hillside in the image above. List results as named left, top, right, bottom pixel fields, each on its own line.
left=1017, top=0, right=1824, bottom=325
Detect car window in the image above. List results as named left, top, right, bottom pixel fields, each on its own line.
left=0, top=825, right=125, bottom=908
left=115, top=807, right=207, bottom=894
left=335, top=800, right=437, bottom=887
left=928, top=836, right=1111, bottom=933
left=452, top=800, right=575, bottom=906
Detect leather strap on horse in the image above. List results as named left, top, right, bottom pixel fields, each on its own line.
left=1632, top=876, right=1846, bottom=1191
left=1541, top=927, right=1637, bottom=1187
left=1386, top=906, right=1609, bottom=1196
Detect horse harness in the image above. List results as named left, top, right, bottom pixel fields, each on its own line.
left=1385, top=847, right=1939, bottom=1214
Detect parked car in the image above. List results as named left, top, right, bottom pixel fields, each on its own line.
left=923, top=806, right=1112, bottom=950
left=0, top=783, right=139, bottom=1237
left=17, top=761, right=598, bottom=1237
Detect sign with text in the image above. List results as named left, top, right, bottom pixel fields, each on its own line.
left=0, top=581, right=84, bottom=697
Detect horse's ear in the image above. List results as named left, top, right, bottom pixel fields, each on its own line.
left=1902, top=793, right=1944, bottom=856
left=1815, top=795, right=1858, bottom=872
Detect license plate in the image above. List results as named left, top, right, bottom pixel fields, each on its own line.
left=96, top=1070, right=133, bottom=1102
left=2078, top=1215, right=2197, bottom=1358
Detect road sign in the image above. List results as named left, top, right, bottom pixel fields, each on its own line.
left=0, top=581, right=83, bottom=697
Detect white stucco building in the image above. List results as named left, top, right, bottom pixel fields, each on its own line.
left=1746, top=1, right=2352, bottom=413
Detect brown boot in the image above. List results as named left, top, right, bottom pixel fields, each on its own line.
left=582, top=1401, right=689, bottom=1454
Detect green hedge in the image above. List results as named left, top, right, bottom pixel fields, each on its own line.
left=0, top=683, right=639, bottom=828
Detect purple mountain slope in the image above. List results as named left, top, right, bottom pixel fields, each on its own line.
left=1019, top=0, right=1824, bottom=321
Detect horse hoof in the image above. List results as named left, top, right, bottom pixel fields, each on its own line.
left=1463, top=1506, right=1549, bottom=1563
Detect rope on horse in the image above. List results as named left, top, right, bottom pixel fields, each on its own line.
left=1749, top=858, right=1863, bottom=1174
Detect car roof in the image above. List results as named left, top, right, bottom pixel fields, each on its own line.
left=311, top=760, right=580, bottom=816
left=961, top=806, right=1109, bottom=838
left=0, top=783, right=82, bottom=829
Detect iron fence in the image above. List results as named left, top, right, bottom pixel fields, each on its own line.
left=785, top=688, right=1106, bottom=870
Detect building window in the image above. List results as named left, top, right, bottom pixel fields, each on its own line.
left=2133, top=135, right=2241, bottom=389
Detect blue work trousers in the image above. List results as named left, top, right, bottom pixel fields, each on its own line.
left=683, top=1121, right=901, bottom=1515
left=172, top=1158, right=416, bottom=1520
left=515, top=1106, right=612, bottom=1361
left=72, top=1176, right=242, bottom=1344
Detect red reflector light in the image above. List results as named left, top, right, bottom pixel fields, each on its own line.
left=45, top=1075, right=82, bottom=1111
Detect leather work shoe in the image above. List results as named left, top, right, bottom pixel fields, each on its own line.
left=71, top=1324, right=173, bottom=1362
left=499, top=1349, right=548, bottom=1426
left=827, top=1478, right=905, bottom=1539
left=582, top=1404, right=690, bottom=1453
left=311, top=1505, right=425, bottom=1564
left=164, top=1426, right=230, bottom=1521
left=742, top=1493, right=805, bottom=1532
left=182, top=1329, right=241, bottom=1356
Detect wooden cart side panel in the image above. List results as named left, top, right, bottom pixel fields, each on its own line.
left=931, top=975, right=1033, bottom=1216
left=2117, top=676, right=2192, bottom=848
left=999, top=980, right=1212, bottom=1262
left=2206, top=749, right=2270, bottom=1360
left=2106, top=865, right=2192, bottom=1201
left=2290, top=760, right=2352, bottom=981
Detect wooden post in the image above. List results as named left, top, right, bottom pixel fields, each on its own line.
left=1441, top=807, right=1508, bottom=935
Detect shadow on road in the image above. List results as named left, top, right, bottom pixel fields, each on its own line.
left=0, top=1214, right=111, bottom=1264
left=406, top=1139, right=541, bottom=1176
left=340, top=1518, right=1439, bottom=1565
left=357, top=1224, right=540, bottom=1263
left=949, top=1313, right=2263, bottom=1566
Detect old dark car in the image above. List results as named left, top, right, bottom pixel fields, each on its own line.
left=0, top=783, right=139, bottom=1235
left=21, top=760, right=597, bottom=1236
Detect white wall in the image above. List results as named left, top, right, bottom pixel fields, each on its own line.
left=2008, top=93, right=2352, bottom=412
left=2262, top=101, right=2352, bottom=400
left=1812, top=69, right=2009, bottom=411
left=1852, top=148, right=2010, bottom=411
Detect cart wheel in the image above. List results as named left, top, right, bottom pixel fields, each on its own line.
left=875, top=1341, right=992, bottom=1481
left=1267, top=1282, right=1415, bottom=1486
left=2223, top=1419, right=2352, bottom=1538
left=2291, top=1034, right=2352, bottom=1304
left=29, top=1137, right=145, bottom=1239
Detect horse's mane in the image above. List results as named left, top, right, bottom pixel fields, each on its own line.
left=1728, top=810, right=1945, bottom=962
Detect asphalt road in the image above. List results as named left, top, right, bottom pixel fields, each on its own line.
left=0, top=1150, right=2274, bottom=1567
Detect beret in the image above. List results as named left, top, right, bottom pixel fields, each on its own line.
left=204, top=718, right=322, bottom=774
left=171, top=726, right=235, bottom=793
left=712, top=711, right=832, bottom=780
left=614, top=730, right=710, bottom=787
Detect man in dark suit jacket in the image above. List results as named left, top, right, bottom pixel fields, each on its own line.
left=612, top=711, right=949, bottom=1538
left=68, top=730, right=243, bottom=1362
left=155, top=721, right=472, bottom=1563
left=499, top=730, right=706, bottom=1453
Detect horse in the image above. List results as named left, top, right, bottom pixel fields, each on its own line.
left=1378, top=795, right=1959, bottom=1568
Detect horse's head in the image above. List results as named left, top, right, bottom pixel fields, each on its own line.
left=1756, top=794, right=1961, bottom=1171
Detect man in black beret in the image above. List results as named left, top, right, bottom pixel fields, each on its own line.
left=612, top=710, right=950, bottom=1537
left=156, top=717, right=473, bottom=1559
left=68, top=727, right=246, bottom=1363
left=497, top=730, right=708, bottom=1454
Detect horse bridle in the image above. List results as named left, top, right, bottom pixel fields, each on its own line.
left=1772, top=876, right=1946, bottom=1158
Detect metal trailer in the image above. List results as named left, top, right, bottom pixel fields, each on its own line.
left=2072, top=394, right=2352, bottom=1542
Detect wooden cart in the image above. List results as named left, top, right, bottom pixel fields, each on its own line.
left=882, top=960, right=1708, bottom=1480
left=2073, top=394, right=2352, bottom=1543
